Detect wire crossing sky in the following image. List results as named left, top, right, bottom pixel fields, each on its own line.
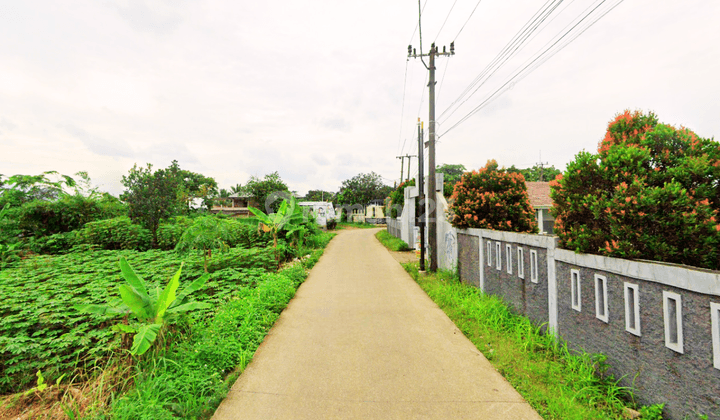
left=1, top=0, right=718, bottom=195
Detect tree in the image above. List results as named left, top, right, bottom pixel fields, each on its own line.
left=175, top=216, right=230, bottom=272
left=0, top=171, right=77, bottom=208
left=506, top=164, right=562, bottom=182
left=170, top=161, right=218, bottom=211
left=249, top=198, right=297, bottom=268
left=121, top=161, right=216, bottom=247
left=245, top=172, right=290, bottom=213
left=551, top=110, right=720, bottom=270
left=449, top=160, right=538, bottom=232
left=304, top=190, right=335, bottom=202
left=436, top=163, right=467, bottom=197
left=230, top=184, right=244, bottom=195
left=336, top=172, right=392, bottom=206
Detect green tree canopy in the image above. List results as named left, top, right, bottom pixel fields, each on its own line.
left=304, top=190, right=335, bottom=202
left=436, top=163, right=467, bottom=197
left=336, top=172, right=392, bottom=206
left=0, top=171, right=77, bottom=208
left=506, top=164, right=562, bottom=182
left=121, top=160, right=217, bottom=246
left=245, top=172, right=290, bottom=213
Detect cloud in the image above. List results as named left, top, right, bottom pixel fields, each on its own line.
left=62, top=124, right=135, bottom=158
left=312, top=154, right=330, bottom=166
left=320, top=117, right=352, bottom=132
left=141, top=142, right=199, bottom=165
left=0, top=118, right=17, bottom=131
left=112, top=1, right=182, bottom=35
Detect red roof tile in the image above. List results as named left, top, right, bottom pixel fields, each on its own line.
left=526, top=182, right=553, bottom=208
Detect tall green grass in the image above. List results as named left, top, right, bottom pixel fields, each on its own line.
left=403, top=263, right=662, bottom=420
left=375, top=230, right=410, bottom=251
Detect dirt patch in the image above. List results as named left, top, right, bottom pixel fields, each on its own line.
left=389, top=250, right=418, bottom=265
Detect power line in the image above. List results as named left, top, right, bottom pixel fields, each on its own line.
left=408, top=0, right=429, bottom=45
left=453, top=0, right=483, bottom=42
left=439, top=0, right=562, bottom=123
left=436, top=56, right=452, bottom=106
left=434, top=0, right=459, bottom=43
left=440, top=0, right=624, bottom=137
left=397, top=60, right=410, bottom=155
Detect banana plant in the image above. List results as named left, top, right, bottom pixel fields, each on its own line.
left=248, top=199, right=294, bottom=248
left=75, top=257, right=211, bottom=355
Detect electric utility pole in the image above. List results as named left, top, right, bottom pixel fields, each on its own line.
left=396, top=154, right=417, bottom=185
left=408, top=41, right=454, bottom=272
left=417, top=118, right=425, bottom=272
left=536, top=151, right=549, bottom=182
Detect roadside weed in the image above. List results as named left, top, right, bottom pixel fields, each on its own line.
left=402, top=262, right=657, bottom=419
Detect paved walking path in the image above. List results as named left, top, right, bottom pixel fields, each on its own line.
left=212, top=228, right=541, bottom=420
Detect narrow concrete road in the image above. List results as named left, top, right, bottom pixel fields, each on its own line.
left=212, top=228, right=542, bottom=420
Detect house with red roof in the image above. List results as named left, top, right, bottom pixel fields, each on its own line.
left=526, top=181, right=555, bottom=234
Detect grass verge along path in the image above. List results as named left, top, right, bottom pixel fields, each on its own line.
left=401, top=263, right=664, bottom=420
left=375, top=230, right=410, bottom=251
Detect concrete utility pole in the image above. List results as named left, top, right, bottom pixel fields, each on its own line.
left=397, top=155, right=405, bottom=185
left=417, top=119, right=425, bottom=272
left=536, top=151, right=549, bottom=182
left=409, top=42, right=454, bottom=272
left=396, top=154, right=418, bottom=186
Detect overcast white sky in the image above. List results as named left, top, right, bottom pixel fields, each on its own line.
left=1, top=0, right=718, bottom=196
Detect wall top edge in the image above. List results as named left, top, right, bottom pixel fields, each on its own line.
left=457, top=228, right=558, bottom=249
left=555, top=248, right=720, bottom=296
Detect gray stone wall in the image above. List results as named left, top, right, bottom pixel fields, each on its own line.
left=457, top=233, right=480, bottom=288
left=556, top=261, right=720, bottom=419
left=479, top=240, right=549, bottom=327
left=523, top=245, right=549, bottom=328
left=453, top=228, right=720, bottom=419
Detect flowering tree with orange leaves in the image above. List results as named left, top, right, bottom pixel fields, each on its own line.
left=551, top=110, right=720, bottom=270
left=449, top=160, right=538, bottom=233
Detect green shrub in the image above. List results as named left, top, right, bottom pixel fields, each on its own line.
left=156, top=216, right=194, bottom=250
left=80, top=217, right=152, bottom=251
left=449, top=160, right=538, bottom=232
left=225, top=219, right=270, bottom=248
left=551, top=110, right=720, bottom=269
left=326, top=218, right=337, bottom=230
left=387, top=179, right=415, bottom=218
left=27, top=231, right=80, bottom=255
left=15, top=193, right=126, bottom=238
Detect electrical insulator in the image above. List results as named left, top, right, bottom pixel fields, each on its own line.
left=408, top=45, right=412, bottom=56
left=450, top=42, right=455, bottom=54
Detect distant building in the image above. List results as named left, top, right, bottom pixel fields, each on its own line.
left=526, top=182, right=555, bottom=234
left=298, top=201, right=337, bottom=227
left=210, top=193, right=257, bottom=217
left=349, top=199, right=386, bottom=224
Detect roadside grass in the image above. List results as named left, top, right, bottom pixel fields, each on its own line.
left=402, top=263, right=661, bottom=420
left=375, top=230, right=410, bottom=252
left=336, top=221, right=380, bottom=229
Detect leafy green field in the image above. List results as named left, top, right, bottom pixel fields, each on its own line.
left=0, top=229, right=335, bottom=418
left=0, top=247, right=276, bottom=394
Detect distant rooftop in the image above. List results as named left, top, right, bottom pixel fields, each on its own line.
left=526, top=182, right=553, bottom=208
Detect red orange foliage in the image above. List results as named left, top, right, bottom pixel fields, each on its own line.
left=449, top=160, right=538, bottom=233
left=552, top=110, right=720, bottom=270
